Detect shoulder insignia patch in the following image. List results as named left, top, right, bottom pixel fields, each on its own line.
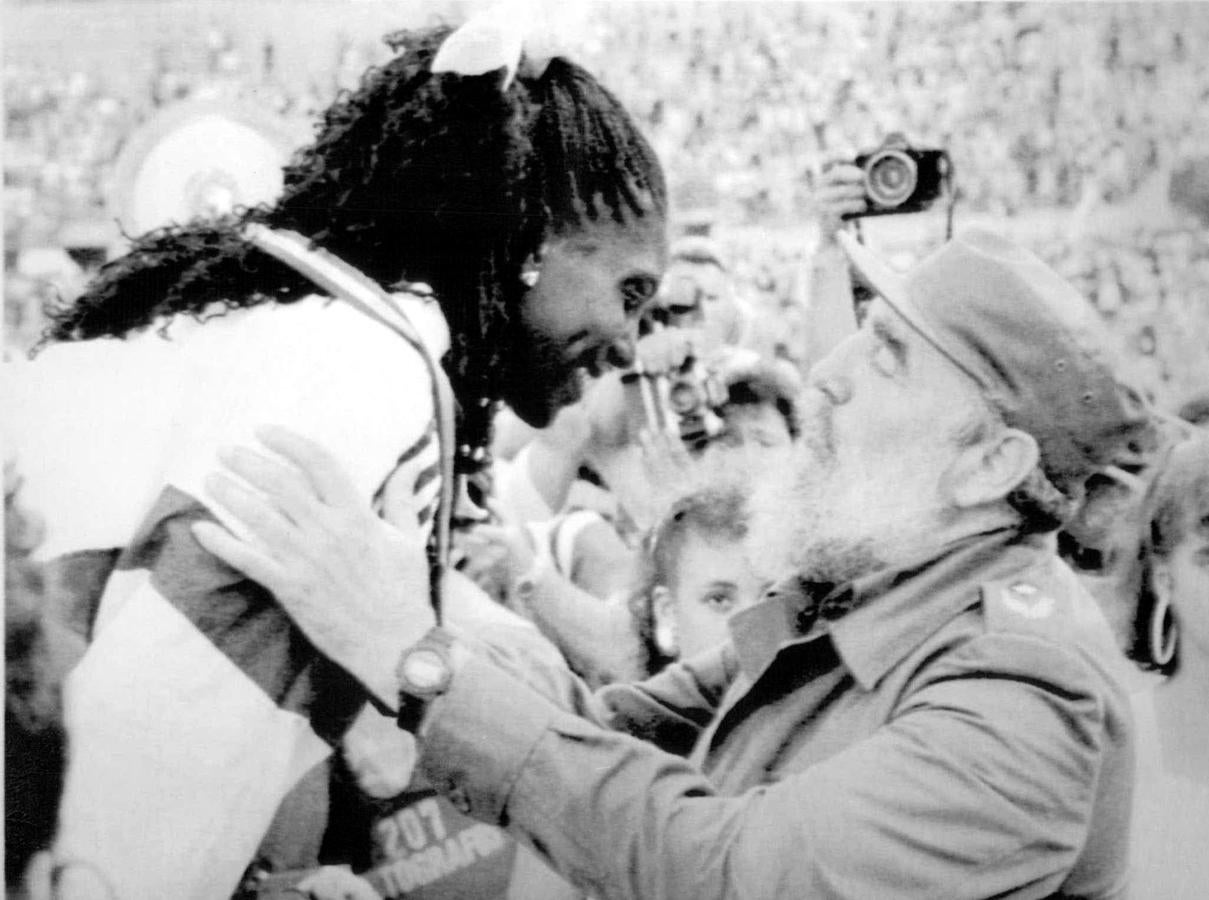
left=1000, top=581, right=1056, bottom=620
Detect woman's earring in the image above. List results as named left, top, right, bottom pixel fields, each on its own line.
left=520, top=255, right=541, bottom=289
left=1146, top=568, right=1179, bottom=670
left=651, top=586, right=678, bottom=658
left=653, top=618, right=678, bottom=659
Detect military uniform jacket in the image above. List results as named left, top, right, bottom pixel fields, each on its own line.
left=418, top=528, right=1134, bottom=900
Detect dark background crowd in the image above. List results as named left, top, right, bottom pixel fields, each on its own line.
left=6, top=1, right=1209, bottom=412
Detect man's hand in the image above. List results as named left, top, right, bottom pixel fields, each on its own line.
left=582, top=326, right=699, bottom=457
left=637, top=427, right=696, bottom=500
left=633, top=324, right=700, bottom=376
left=812, top=161, right=867, bottom=247
left=191, top=426, right=434, bottom=708
left=296, top=866, right=382, bottom=900
left=456, top=522, right=536, bottom=607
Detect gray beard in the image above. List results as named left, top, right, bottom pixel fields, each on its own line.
left=792, top=535, right=884, bottom=586
left=747, top=447, right=886, bottom=587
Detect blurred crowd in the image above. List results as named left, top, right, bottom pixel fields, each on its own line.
left=593, top=2, right=1209, bottom=219
left=6, top=2, right=1209, bottom=409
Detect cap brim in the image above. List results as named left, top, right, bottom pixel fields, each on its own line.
left=837, top=231, right=974, bottom=383
left=837, top=231, right=908, bottom=303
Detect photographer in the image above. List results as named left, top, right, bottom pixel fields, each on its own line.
left=198, top=229, right=1153, bottom=899
left=464, top=351, right=802, bottom=687
left=799, top=157, right=865, bottom=368
left=658, top=233, right=751, bottom=354
left=492, top=155, right=866, bottom=544
left=491, top=321, right=705, bottom=543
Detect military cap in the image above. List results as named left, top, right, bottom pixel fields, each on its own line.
left=839, top=228, right=1155, bottom=493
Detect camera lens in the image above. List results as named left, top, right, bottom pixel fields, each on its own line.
left=864, top=149, right=918, bottom=208
left=668, top=378, right=701, bottom=414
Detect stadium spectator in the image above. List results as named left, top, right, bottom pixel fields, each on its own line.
left=1128, top=434, right=1209, bottom=898
left=630, top=485, right=764, bottom=675
left=462, top=351, right=802, bottom=686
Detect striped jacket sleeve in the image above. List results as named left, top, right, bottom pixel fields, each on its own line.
left=14, top=296, right=439, bottom=899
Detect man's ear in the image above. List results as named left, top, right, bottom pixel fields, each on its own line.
left=651, top=586, right=679, bottom=658
left=947, top=427, right=1040, bottom=509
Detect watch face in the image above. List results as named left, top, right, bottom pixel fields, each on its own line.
left=402, top=647, right=450, bottom=693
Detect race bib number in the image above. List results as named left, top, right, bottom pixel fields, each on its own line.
left=364, top=789, right=516, bottom=899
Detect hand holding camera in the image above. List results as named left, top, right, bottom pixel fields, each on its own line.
left=813, top=160, right=868, bottom=245
left=843, top=132, right=952, bottom=221
left=620, top=325, right=727, bottom=452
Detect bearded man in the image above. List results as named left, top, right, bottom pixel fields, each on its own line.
left=197, top=229, right=1153, bottom=899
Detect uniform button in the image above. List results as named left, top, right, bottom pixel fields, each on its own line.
left=447, top=785, right=471, bottom=814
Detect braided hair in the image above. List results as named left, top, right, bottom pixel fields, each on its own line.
left=44, top=26, right=666, bottom=467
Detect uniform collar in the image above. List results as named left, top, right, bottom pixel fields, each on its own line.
left=729, top=528, right=1041, bottom=690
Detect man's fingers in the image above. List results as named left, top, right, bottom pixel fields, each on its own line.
left=824, top=198, right=868, bottom=218
left=218, top=446, right=322, bottom=526
left=820, top=161, right=865, bottom=183
left=191, top=520, right=286, bottom=590
left=457, top=528, right=499, bottom=555
left=819, top=182, right=867, bottom=200
left=254, top=426, right=361, bottom=509
left=296, top=866, right=382, bottom=900
left=636, top=328, right=698, bottom=374
left=204, top=470, right=299, bottom=554
left=470, top=523, right=513, bottom=544
left=637, top=428, right=661, bottom=457
left=818, top=182, right=867, bottom=204
left=639, top=427, right=679, bottom=457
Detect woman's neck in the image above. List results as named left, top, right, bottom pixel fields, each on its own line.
left=1154, top=656, right=1209, bottom=783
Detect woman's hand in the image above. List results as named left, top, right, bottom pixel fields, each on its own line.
left=191, top=426, right=434, bottom=708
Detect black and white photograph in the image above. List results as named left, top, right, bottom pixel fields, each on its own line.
left=5, top=1, right=1209, bottom=897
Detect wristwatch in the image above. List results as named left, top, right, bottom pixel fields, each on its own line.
left=395, top=627, right=455, bottom=732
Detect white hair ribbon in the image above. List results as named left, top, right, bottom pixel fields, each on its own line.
left=431, top=0, right=589, bottom=90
